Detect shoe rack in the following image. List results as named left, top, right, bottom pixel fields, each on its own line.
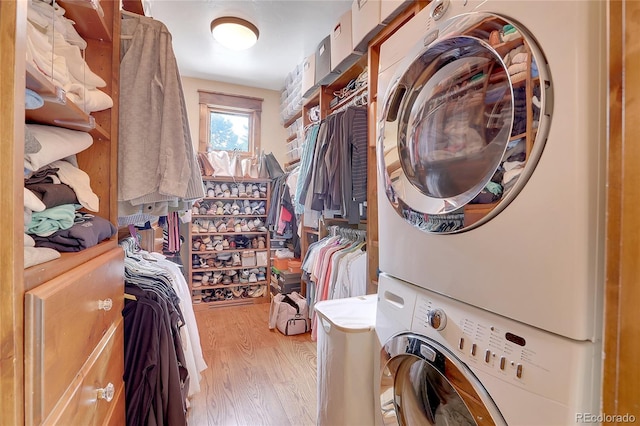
left=188, top=177, right=271, bottom=309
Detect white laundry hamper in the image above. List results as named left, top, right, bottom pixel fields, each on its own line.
left=314, top=294, right=377, bottom=426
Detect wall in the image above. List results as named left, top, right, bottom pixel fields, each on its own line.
left=180, top=76, right=288, bottom=168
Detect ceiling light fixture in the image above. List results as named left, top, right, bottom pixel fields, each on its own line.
left=210, top=17, right=259, bottom=50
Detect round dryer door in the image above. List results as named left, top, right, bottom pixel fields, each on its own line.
left=380, top=333, right=506, bottom=426
left=378, top=11, right=551, bottom=233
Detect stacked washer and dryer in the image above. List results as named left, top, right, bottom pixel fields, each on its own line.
left=374, top=0, right=606, bottom=425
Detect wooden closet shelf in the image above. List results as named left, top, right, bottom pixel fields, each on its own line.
left=26, top=65, right=110, bottom=140
left=283, top=110, right=303, bottom=128
left=56, top=0, right=112, bottom=42
left=23, top=238, right=118, bottom=292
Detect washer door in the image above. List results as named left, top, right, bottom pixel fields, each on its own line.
left=378, top=11, right=551, bottom=233
left=380, top=333, right=506, bottom=426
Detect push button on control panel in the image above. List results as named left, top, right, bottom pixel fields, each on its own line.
left=459, top=338, right=464, bottom=350
left=471, top=343, right=477, bottom=356
left=516, top=363, right=523, bottom=378
left=484, top=350, right=491, bottom=363
left=499, top=357, right=506, bottom=370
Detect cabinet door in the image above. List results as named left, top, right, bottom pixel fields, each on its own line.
left=24, top=247, right=124, bottom=425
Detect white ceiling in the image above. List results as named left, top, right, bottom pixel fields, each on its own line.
left=146, top=0, right=353, bottom=92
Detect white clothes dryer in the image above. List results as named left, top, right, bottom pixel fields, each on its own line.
left=376, top=0, right=607, bottom=341
left=375, top=273, right=601, bottom=426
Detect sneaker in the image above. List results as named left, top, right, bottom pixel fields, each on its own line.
left=238, top=183, right=247, bottom=197
left=232, top=252, right=241, bottom=266
left=230, top=184, right=239, bottom=197
left=249, top=273, right=257, bottom=283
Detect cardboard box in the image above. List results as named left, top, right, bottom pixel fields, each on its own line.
left=351, top=0, right=385, bottom=52
left=302, top=53, right=317, bottom=98
left=331, top=9, right=360, bottom=73
left=380, top=0, right=412, bottom=24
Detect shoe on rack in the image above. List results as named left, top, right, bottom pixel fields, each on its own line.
left=238, top=183, right=247, bottom=197
left=232, top=252, right=241, bottom=266
left=248, top=273, right=257, bottom=283
left=231, top=184, right=239, bottom=197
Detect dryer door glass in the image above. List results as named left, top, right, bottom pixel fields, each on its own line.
left=379, top=12, right=550, bottom=233
left=380, top=334, right=506, bottom=425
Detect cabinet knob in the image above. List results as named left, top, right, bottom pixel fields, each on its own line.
left=97, top=383, right=115, bottom=402
left=98, top=298, right=113, bottom=311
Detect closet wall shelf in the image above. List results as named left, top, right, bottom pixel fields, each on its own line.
left=202, top=196, right=268, bottom=201
left=202, top=176, right=271, bottom=183
left=56, top=0, right=112, bottom=42
left=24, top=238, right=118, bottom=298
left=193, top=214, right=268, bottom=219
left=193, top=281, right=270, bottom=291
left=192, top=249, right=269, bottom=255
left=283, top=110, right=303, bottom=128
left=192, top=231, right=268, bottom=236
left=329, top=86, right=368, bottom=113
left=26, top=65, right=110, bottom=140
left=284, top=158, right=300, bottom=168
left=188, top=177, right=271, bottom=308
left=193, top=296, right=267, bottom=309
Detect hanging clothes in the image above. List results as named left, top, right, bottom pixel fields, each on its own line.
left=295, top=106, right=368, bottom=226
left=120, top=238, right=206, bottom=426
left=301, top=227, right=367, bottom=340
left=118, top=13, right=204, bottom=224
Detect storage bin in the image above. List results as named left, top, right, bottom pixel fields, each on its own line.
left=271, top=238, right=287, bottom=249
left=273, top=257, right=289, bottom=271
left=315, top=35, right=340, bottom=86
left=241, top=251, right=256, bottom=267
left=302, top=53, right=317, bottom=98
left=330, top=10, right=360, bottom=73
left=256, top=251, right=268, bottom=267
left=351, top=0, right=385, bottom=52
left=287, top=259, right=302, bottom=274
left=380, top=0, right=412, bottom=24
left=315, top=295, right=377, bottom=426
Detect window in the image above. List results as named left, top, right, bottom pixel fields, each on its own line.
left=198, top=90, right=262, bottom=156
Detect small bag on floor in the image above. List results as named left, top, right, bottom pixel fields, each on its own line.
left=269, top=292, right=309, bottom=336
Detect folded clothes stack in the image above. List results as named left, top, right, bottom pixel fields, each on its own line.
left=26, top=0, right=113, bottom=113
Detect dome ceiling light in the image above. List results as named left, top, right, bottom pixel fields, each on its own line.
left=210, top=17, right=259, bottom=50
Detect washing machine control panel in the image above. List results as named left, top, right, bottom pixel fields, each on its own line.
left=411, top=293, right=597, bottom=403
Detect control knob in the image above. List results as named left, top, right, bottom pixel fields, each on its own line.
left=427, top=308, right=447, bottom=331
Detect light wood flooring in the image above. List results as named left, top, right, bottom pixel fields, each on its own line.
left=187, top=303, right=317, bottom=426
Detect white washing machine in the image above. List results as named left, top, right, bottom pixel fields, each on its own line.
left=376, top=0, right=606, bottom=341
left=375, top=273, right=601, bottom=426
